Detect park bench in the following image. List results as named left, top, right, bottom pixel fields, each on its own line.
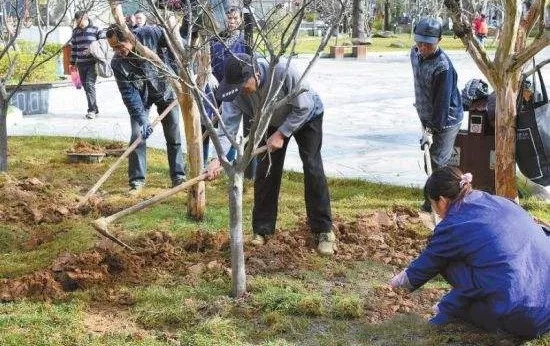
left=329, top=45, right=367, bottom=59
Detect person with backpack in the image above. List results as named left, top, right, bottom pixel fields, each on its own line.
left=106, top=24, right=186, bottom=194
left=70, top=10, right=105, bottom=119
left=390, top=166, right=550, bottom=338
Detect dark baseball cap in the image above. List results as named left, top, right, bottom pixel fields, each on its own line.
left=217, top=53, right=256, bottom=102
left=414, top=18, right=441, bottom=44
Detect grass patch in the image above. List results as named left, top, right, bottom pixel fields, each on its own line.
left=293, top=33, right=469, bottom=55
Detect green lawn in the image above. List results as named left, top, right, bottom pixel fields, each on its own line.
left=290, top=32, right=492, bottom=55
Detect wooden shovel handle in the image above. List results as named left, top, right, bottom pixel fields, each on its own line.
left=78, top=99, right=179, bottom=207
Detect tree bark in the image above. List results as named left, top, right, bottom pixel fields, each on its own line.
left=351, top=0, right=366, bottom=44
left=0, top=85, right=8, bottom=172
left=494, top=80, right=520, bottom=199
left=178, top=76, right=206, bottom=220
left=0, top=104, right=7, bottom=172
left=384, top=0, right=390, bottom=31
left=228, top=171, right=246, bottom=298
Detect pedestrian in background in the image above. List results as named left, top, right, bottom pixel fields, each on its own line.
left=106, top=24, right=186, bottom=194
left=472, top=14, right=488, bottom=46
left=70, top=10, right=104, bottom=119
left=205, top=53, right=336, bottom=256
left=134, top=10, right=147, bottom=28
left=207, top=6, right=249, bottom=166
left=210, top=6, right=248, bottom=85
left=410, top=17, right=463, bottom=212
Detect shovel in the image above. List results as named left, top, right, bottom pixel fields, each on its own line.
left=78, top=99, right=180, bottom=208
left=421, top=127, right=440, bottom=227
left=93, top=145, right=267, bottom=249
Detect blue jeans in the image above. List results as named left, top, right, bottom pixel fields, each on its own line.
left=76, top=62, right=98, bottom=114
left=128, top=100, right=186, bottom=187
left=429, top=123, right=461, bottom=170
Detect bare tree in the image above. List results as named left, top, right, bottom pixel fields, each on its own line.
left=445, top=0, right=550, bottom=198
left=0, top=0, right=75, bottom=171
left=106, top=0, right=345, bottom=297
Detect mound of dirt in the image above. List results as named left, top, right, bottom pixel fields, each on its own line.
left=69, top=141, right=104, bottom=154
left=1, top=231, right=183, bottom=302
left=0, top=176, right=76, bottom=224
left=245, top=207, right=428, bottom=275
left=1, top=207, right=436, bottom=329
left=0, top=271, right=65, bottom=302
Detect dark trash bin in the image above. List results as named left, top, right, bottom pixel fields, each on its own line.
left=452, top=98, right=496, bottom=193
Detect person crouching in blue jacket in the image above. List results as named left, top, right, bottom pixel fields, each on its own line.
left=106, top=24, right=186, bottom=194
left=390, top=166, right=550, bottom=338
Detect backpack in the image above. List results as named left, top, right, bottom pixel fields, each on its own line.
left=89, top=39, right=114, bottom=78
left=461, top=78, right=490, bottom=110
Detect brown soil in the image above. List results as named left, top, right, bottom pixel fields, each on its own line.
left=69, top=141, right=104, bottom=154
left=0, top=176, right=442, bottom=326
left=0, top=175, right=77, bottom=224
left=365, top=285, right=446, bottom=323
left=104, top=142, right=125, bottom=150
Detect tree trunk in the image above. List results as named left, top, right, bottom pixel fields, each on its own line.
left=0, top=86, right=8, bottom=172
left=351, top=0, right=366, bottom=43
left=494, top=82, right=519, bottom=199
left=228, top=171, right=246, bottom=297
left=178, top=77, right=206, bottom=220
left=384, top=0, right=390, bottom=31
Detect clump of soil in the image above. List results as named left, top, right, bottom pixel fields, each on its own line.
left=245, top=207, right=428, bottom=275
left=0, top=271, right=66, bottom=302
left=1, top=206, right=439, bottom=328
left=365, top=285, right=446, bottom=323
left=1, top=231, right=182, bottom=302
left=69, top=141, right=104, bottom=154
left=0, top=175, right=76, bottom=224
left=104, top=142, right=125, bottom=150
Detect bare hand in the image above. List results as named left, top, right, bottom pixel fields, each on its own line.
left=266, top=130, right=285, bottom=152
left=205, top=158, right=222, bottom=181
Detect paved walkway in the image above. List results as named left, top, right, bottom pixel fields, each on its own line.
left=8, top=49, right=550, bottom=187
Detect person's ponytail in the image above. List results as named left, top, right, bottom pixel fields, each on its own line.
left=424, top=166, right=472, bottom=204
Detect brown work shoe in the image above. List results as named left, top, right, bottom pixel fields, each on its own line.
left=250, top=233, right=266, bottom=246
left=316, top=231, right=336, bottom=256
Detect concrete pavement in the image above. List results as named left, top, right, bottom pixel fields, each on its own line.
left=8, top=49, right=550, bottom=188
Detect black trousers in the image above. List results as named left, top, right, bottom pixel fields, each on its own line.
left=252, top=116, right=333, bottom=235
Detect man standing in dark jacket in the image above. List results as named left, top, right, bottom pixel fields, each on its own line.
left=106, top=24, right=186, bottom=194
left=411, top=17, right=463, bottom=211
left=70, top=11, right=104, bottom=119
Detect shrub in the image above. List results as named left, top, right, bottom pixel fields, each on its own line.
left=0, top=40, right=62, bottom=84
left=305, top=11, right=317, bottom=22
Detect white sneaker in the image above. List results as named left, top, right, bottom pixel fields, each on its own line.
left=316, top=231, right=336, bottom=256
left=85, top=112, right=96, bottom=119
left=250, top=234, right=266, bottom=246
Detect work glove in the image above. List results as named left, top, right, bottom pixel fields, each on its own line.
left=141, top=123, right=154, bottom=139
left=419, top=128, right=433, bottom=150
left=390, top=269, right=413, bottom=290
